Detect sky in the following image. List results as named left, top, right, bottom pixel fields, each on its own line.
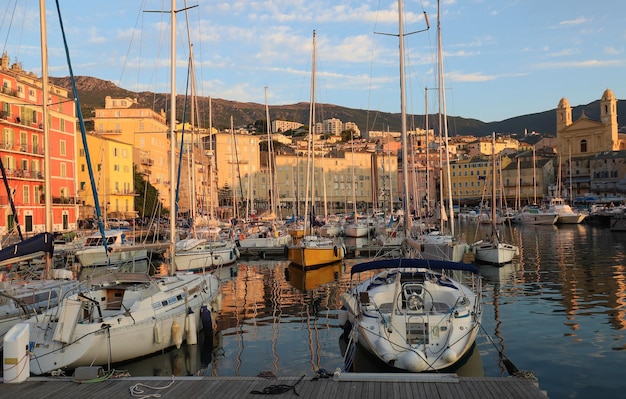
left=2, top=0, right=626, bottom=125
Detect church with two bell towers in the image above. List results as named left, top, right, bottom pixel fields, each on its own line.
left=555, top=89, right=626, bottom=199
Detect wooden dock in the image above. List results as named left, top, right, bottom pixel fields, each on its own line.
left=1, top=373, right=548, bottom=398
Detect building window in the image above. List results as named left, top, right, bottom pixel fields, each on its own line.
left=60, top=163, right=67, bottom=177
left=23, top=186, right=30, bottom=204
left=60, top=140, right=66, bottom=156
left=580, top=139, right=587, bottom=153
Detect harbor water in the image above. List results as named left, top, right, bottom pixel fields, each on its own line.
left=34, top=222, right=626, bottom=399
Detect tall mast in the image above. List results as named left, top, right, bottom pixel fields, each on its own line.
left=397, top=0, right=411, bottom=235
left=40, top=0, right=52, bottom=277
left=169, top=0, right=177, bottom=274
left=437, top=0, right=454, bottom=236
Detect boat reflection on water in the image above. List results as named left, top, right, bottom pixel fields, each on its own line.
left=477, top=261, right=523, bottom=377
left=121, top=330, right=221, bottom=377
left=286, top=261, right=345, bottom=291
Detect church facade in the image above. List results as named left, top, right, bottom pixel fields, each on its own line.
left=555, top=89, right=626, bottom=199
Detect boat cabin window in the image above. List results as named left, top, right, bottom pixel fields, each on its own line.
left=86, top=237, right=102, bottom=246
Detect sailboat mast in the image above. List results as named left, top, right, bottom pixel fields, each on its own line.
left=303, top=30, right=316, bottom=235
left=264, top=86, right=275, bottom=216
left=40, top=0, right=52, bottom=277
left=397, top=0, right=411, bottom=235
left=491, top=133, right=496, bottom=229
left=169, top=0, right=177, bottom=274
left=437, top=0, right=455, bottom=236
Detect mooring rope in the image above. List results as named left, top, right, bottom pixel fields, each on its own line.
left=129, top=375, right=175, bottom=398
left=250, top=374, right=305, bottom=396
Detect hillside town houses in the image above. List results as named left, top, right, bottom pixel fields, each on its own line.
left=1, top=54, right=625, bottom=237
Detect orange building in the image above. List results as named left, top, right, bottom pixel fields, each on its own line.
left=0, top=52, right=78, bottom=237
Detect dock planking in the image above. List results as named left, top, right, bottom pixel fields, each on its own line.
left=1, top=374, right=548, bottom=399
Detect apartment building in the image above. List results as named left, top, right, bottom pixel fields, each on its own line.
left=92, top=96, right=171, bottom=209
left=0, top=52, right=78, bottom=235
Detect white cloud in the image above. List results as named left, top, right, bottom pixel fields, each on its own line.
left=559, top=17, right=588, bottom=26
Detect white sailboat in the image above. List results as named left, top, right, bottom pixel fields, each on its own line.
left=235, top=87, right=293, bottom=249
left=0, top=0, right=79, bottom=348
left=339, top=0, right=482, bottom=373
left=18, top=1, right=221, bottom=376
left=287, top=30, right=346, bottom=268
left=471, top=133, right=518, bottom=265
left=409, top=0, right=469, bottom=262
left=174, top=13, right=239, bottom=272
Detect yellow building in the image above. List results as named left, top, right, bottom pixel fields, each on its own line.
left=209, top=132, right=261, bottom=217
left=444, top=154, right=512, bottom=204
left=92, top=96, right=171, bottom=209
left=77, top=133, right=135, bottom=219
left=274, top=149, right=388, bottom=217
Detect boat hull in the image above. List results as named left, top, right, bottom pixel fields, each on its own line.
left=287, top=244, right=345, bottom=268
left=472, top=241, right=518, bottom=265
left=340, top=263, right=482, bottom=373
left=26, top=274, right=220, bottom=375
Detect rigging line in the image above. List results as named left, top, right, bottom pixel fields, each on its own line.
left=54, top=0, right=109, bottom=260
left=1, top=0, right=18, bottom=54
left=117, top=0, right=148, bottom=88
left=174, top=61, right=191, bottom=217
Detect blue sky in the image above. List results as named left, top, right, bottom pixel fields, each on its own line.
left=3, top=0, right=626, bottom=125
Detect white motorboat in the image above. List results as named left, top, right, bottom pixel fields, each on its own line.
left=74, top=230, right=149, bottom=268
left=547, top=197, right=586, bottom=224
left=339, top=258, right=483, bottom=372
left=510, top=207, right=558, bottom=225
left=24, top=271, right=221, bottom=375
left=174, top=237, right=239, bottom=272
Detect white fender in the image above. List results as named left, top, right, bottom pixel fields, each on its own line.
left=153, top=323, right=162, bottom=344
left=396, top=350, right=428, bottom=372
left=375, top=338, right=396, bottom=363
left=340, top=293, right=360, bottom=317
left=442, top=348, right=458, bottom=364
left=171, top=320, right=183, bottom=349
left=186, top=312, right=197, bottom=345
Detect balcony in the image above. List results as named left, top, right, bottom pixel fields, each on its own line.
left=52, top=196, right=77, bottom=204
left=140, top=158, right=154, bottom=166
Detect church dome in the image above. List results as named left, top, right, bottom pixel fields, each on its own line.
left=602, top=88, right=615, bottom=101
left=558, top=97, right=570, bottom=108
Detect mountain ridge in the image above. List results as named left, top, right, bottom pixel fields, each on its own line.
left=50, top=76, right=622, bottom=140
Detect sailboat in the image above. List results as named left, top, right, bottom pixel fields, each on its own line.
left=344, top=134, right=370, bottom=238
left=286, top=30, right=346, bottom=269
left=0, top=0, right=79, bottom=347
left=409, top=1, right=469, bottom=263
left=339, top=0, right=482, bottom=373
left=471, top=133, right=519, bottom=265
left=510, top=146, right=558, bottom=225
left=19, top=1, right=221, bottom=376
left=173, top=14, right=239, bottom=272
left=235, top=87, right=293, bottom=250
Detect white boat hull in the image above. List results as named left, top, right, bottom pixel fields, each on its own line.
left=26, top=273, right=220, bottom=375
left=175, top=239, right=239, bottom=272
left=340, top=262, right=482, bottom=372
left=472, top=241, right=518, bottom=265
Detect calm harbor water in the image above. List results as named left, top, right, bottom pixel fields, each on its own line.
left=106, top=222, right=624, bottom=398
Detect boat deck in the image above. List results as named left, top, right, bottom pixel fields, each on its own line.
left=1, top=374, right=548, bottom=399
